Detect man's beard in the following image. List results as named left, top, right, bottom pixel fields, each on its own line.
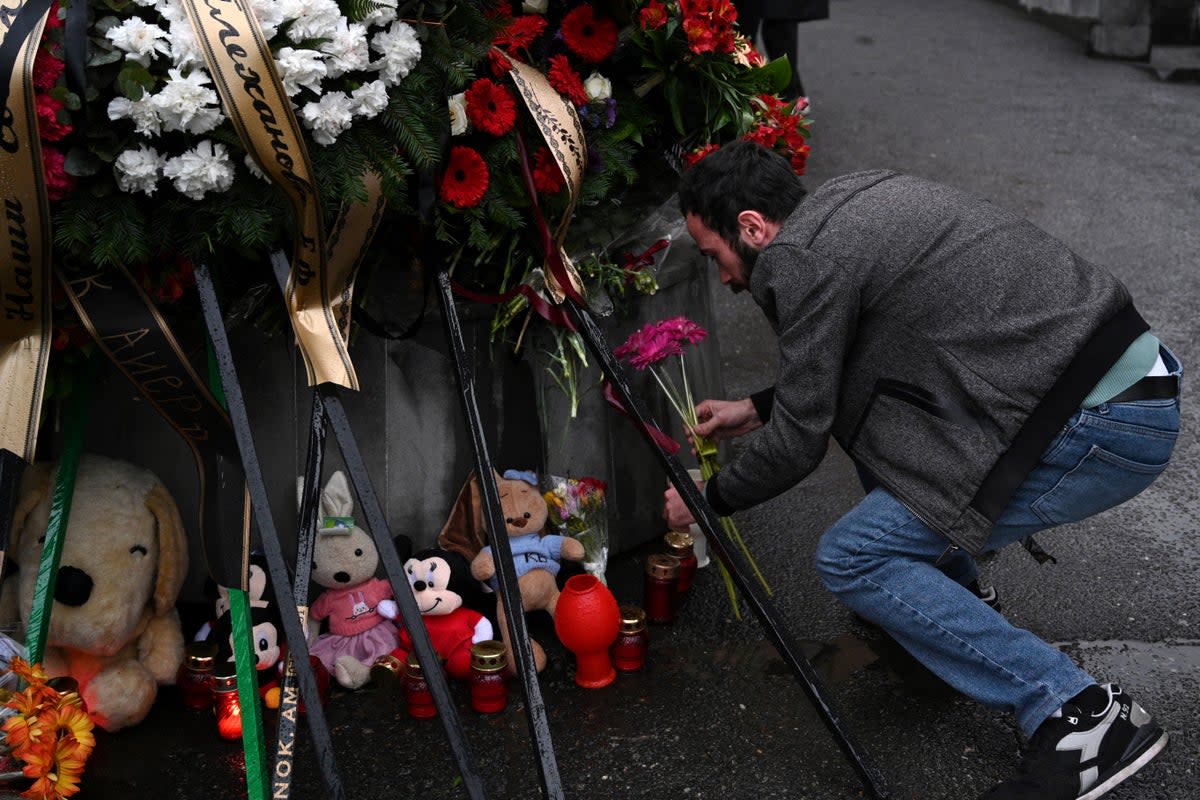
left=729, top=238, right=759, bottom=292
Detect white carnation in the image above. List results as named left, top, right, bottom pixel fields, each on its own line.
left=275, top=47, right=327, bottom=96
left=521, top=0, right=547, bottom=13
left=108, top=95, right=162, bottom=137
left=300, top=91, right=354, bottom=145
left=583, top=71, right=612, bottom=102
left=151, top=68, right=224, bottom=134
left=114, top=145, right=166, bottom=195
left=321, top=21, right=371, bottom=78
left=167, top=21, right=204, bottom=70
left=250, top=0, right=286, bottom=39
left=278, top=0, right=341, bottom=42
left=360, top=0, right=396, bottom=28
left=163, top=140, right=235, bottom=200
left=350, top=80, right=388, bottom=119
left=447, top=92, right=467, bottom=136
left=244, top=154, right=268, bottom=181
left=105, top=17, right=171, bottom=67
left=153, top=0, right=186, bottom=25
left=370, top=21, right=420, bottom=86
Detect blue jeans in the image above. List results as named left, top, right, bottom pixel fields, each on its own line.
left=815, top=348, right=1182, bottom=736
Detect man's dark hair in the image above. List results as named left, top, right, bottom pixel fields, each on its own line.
left=678, top=140, right=807, bottom=245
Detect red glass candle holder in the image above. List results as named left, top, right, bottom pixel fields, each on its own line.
left=468, top=641, right=509, bottom=714
left=402, top=654, right=437, bottom=719
left=212, top=667, right=242, bottom=740
left=611, top=605, right=649, bottom=673
left=178, top=641, right=219, bottom=710
left=664, top=531, right=698, bottom=594
left=553, top=574, right=620, bottom=688
left=644, top=554, right=681, bottom=624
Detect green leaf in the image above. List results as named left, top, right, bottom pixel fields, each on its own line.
left=63, top=147, right=106, bottom=178
left=116, top=62, right=155, bottom=100
left=758, top=57, right=793, bottom=95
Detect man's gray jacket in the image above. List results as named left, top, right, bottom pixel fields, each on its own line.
left=704, top=169, right=1148, bottom=554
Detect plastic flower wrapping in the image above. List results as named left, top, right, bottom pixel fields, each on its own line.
left=543, top=475, right=609, bottom=581
left=0, top=646, right=95, bottom=800
left=613, top=316, right=772, bottom=616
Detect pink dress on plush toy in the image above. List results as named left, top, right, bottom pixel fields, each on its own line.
left=309, top=577, right=399, bottom=672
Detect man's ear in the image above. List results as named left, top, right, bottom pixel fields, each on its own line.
left=737, top=210, right=776, bottom=248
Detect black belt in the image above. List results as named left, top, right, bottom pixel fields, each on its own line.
left=1106, top=374, right=1178, bottom=404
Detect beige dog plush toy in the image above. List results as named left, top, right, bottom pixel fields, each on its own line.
left=439, top=469, right=584, bottom=673
left=0, top=454, right=189, bottom=731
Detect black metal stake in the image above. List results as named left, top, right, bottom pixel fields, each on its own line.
left=437, top=271, right=565, bottom=800
left=195, top=260, right=346, bottom=800
left=271, top=390, right=328, bottom=799
left=565, top=298, right=894, bottom=800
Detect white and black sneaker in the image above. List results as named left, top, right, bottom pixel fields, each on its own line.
left=980, top=684, right=1169, bottom=800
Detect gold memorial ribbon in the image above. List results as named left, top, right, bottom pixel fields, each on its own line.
left=325, top=173, right=386, bottom=342
left=180, top=0, right=357, bottom=388
left=0, top=0, right=52, bottom=462
left=506, top=58, right=587, bottom=303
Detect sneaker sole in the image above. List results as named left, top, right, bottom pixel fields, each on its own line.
left=1077, top=727, right=1169, bottom=800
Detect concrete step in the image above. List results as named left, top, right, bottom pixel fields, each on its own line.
left=1144, top=43, right=1200, bottom=77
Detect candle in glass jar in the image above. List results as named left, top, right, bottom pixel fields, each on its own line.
left=664, top=531, right=698, bottom=593
left=611, top=605, right=649, bottom=672
left=644, top=554, right=681, bottom=623
left=402, top=654, right=437, bottom=719
left=211, top=666, right=242, bottom=740
left=177, top=640, right=219, bottom=710
left=468, top=641, right=509, bottom=714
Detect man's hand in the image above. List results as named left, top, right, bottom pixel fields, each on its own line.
left=663, top=480, right=703, bottom=531
left=693, top=397, right=762, bottom=441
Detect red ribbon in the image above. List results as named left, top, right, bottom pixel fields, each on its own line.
left=602, top=381, right=681, bottom=455
left=621, top=239, right=670, bottom=284
left=513, top=130, right=587, bottom=308
left=449, top=280, right=576, bottom=331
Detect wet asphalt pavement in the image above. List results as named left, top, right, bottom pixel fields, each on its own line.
left=66, top=1, right=1199, bottom=799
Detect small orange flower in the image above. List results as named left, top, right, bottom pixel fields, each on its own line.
left=53, top=706, right=95, bottom=754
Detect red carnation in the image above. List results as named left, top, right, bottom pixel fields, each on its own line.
left=465, top=77, right=517, bottom=136
left=547, top=55, right=588, bottom=107
left=44, top=0, right=62, bottom=28
left=639, top=0, right=668, bottom=30
left=41, top=147, right=75, bottom=201
left=33, top=48, right=65, bottom=91
left=561, top=5, right=618, bottom=63
left=35, top=93, right=71, bottom=141
left=440, top=146, right=489, bottom=208
left=532, top=147, right=564, bottom=195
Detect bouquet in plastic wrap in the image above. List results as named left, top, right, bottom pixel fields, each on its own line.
left=543, top=475, right=609, bottom=581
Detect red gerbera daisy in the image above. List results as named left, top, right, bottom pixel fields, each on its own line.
left=440, top=146, right=489, bottom=208
left=547, top=55, right=588, bottom=107
left=495, top=14, right=548, bottom=56
left=464, top=77, right=517, bottom=136
left=561, top=5, right=618, bottom=63
left=532, top=147, right=565, bottom=195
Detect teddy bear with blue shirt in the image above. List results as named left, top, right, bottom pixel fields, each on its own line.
left=459, top=470, right=585, bottom=673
